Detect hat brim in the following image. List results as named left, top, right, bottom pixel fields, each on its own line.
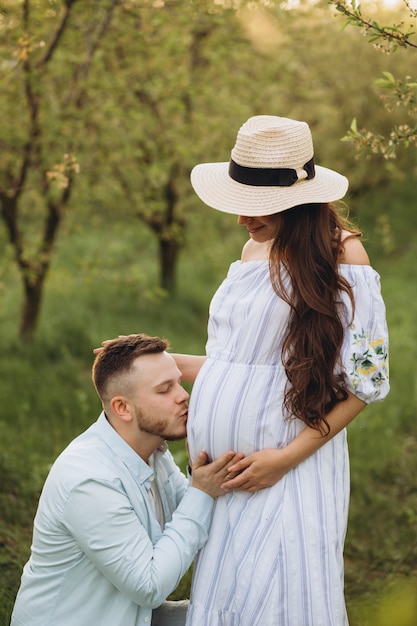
left=190, top=162, right=349, bottom=216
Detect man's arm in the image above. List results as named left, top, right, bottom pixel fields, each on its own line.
left=63, top=450, right=241, bottom=609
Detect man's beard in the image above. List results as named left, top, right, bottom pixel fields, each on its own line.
left=134, top=406, right=186, bottom=441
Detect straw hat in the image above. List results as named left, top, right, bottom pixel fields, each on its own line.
left=190, top=115, right=348, bottom=216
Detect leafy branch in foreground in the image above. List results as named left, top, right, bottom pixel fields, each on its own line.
left=342, top=116, right=417, bottom=159
left=330, top=0, right=417, bottom=52
left=330, top=0, right=417, bottom=158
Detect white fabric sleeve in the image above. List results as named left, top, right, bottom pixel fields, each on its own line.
left=339, top=265, right=389, bottom=403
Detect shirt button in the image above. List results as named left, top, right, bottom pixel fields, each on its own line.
left=144, top=618, right=150, bottom=623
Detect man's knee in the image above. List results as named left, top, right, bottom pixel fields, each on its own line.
left=151, top=599, right=190, bottom=626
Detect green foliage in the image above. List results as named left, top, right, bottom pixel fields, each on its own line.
left=350, top=578, right=417, bottom=626
left=1, top=3, right=417, bottom=622
left=341, top=180, right=417, bottom=625
left=331, top=0, right=417, bottom=159
left=333, top=0, right=417, bottom=51
left=2, top=0, right=417, bottom=338
left=0, top=177, right=416, bottom=623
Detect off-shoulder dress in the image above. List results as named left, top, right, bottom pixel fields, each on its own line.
left=186, top=260, right=389, bottom=626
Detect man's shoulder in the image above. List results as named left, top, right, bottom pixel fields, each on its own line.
left=46, top=425, right=120, bottom=491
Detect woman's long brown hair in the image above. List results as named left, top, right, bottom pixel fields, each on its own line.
left=269, top=202, right=360, bottom=435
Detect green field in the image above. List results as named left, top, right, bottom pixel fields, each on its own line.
left=0, top=180, right=416, bottom=626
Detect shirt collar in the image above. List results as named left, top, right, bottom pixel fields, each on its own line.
left=94, top=411, right=154, bottom=485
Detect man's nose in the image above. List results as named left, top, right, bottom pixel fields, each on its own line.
left=177, top=385, right=189, bottom=403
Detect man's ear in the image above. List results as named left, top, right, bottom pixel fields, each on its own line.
left=110, top=396, right=133, bottom=423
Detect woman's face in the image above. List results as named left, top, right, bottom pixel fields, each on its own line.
left=237, top=214, right=281, bottom=243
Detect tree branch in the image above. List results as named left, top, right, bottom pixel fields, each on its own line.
left=330, top=0, right=417, bottom=51
left=36, top=0, right=78, bottom=68
left=71, top=0, right=121, bottom=107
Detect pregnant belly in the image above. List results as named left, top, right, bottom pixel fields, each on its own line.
left=187, top=358, right=287, bottom=461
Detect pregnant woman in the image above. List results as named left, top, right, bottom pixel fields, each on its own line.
left=173, top=115, right=389, bottom=626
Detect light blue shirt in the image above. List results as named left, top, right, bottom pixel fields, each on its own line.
left=11, top=412, right=214, bottom=626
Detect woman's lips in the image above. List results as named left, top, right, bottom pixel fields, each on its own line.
left=247, top=226, right=263, bottom=233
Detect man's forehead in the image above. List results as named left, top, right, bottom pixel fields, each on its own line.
left=133, top=352, right=179, bottom=384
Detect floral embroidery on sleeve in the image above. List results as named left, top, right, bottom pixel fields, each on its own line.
left=348, top=325, right=389, bottom=395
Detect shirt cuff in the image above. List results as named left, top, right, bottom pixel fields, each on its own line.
left=179, top=486, right=214, bottom=529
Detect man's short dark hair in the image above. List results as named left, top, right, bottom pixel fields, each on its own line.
left=92, top=333, right=169, bottom=404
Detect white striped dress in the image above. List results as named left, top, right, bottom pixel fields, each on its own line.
left=186, top=260, right=389, bottom=626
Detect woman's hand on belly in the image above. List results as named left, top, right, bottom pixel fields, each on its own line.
left=220, top=448, right=291, bottom=492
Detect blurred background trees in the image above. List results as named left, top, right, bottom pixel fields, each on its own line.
left=1, top=0, right=416, bottom=340
left=1, top=1, right=417, bottom=624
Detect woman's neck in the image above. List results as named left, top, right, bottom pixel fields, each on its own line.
left=241, top=238, right=272, bottom=262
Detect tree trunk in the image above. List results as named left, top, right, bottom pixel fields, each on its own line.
left=19, top=274, right=45, bottom=342
left=159, top=237, right=179, bottom=294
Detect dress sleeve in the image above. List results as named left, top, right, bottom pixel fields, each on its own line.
left=338, top=265, right=390, bottom=404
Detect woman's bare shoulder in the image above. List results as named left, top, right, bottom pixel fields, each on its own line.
left=339, top=232, right=370, bottom=265
left=241, top=239, right=253, bottom=260
left=241, top=239, right=270, bottom=262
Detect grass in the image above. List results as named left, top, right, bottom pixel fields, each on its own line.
left=342, top=183, right=417, bottom=624
left=0, top=180, right=416, bottom=625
